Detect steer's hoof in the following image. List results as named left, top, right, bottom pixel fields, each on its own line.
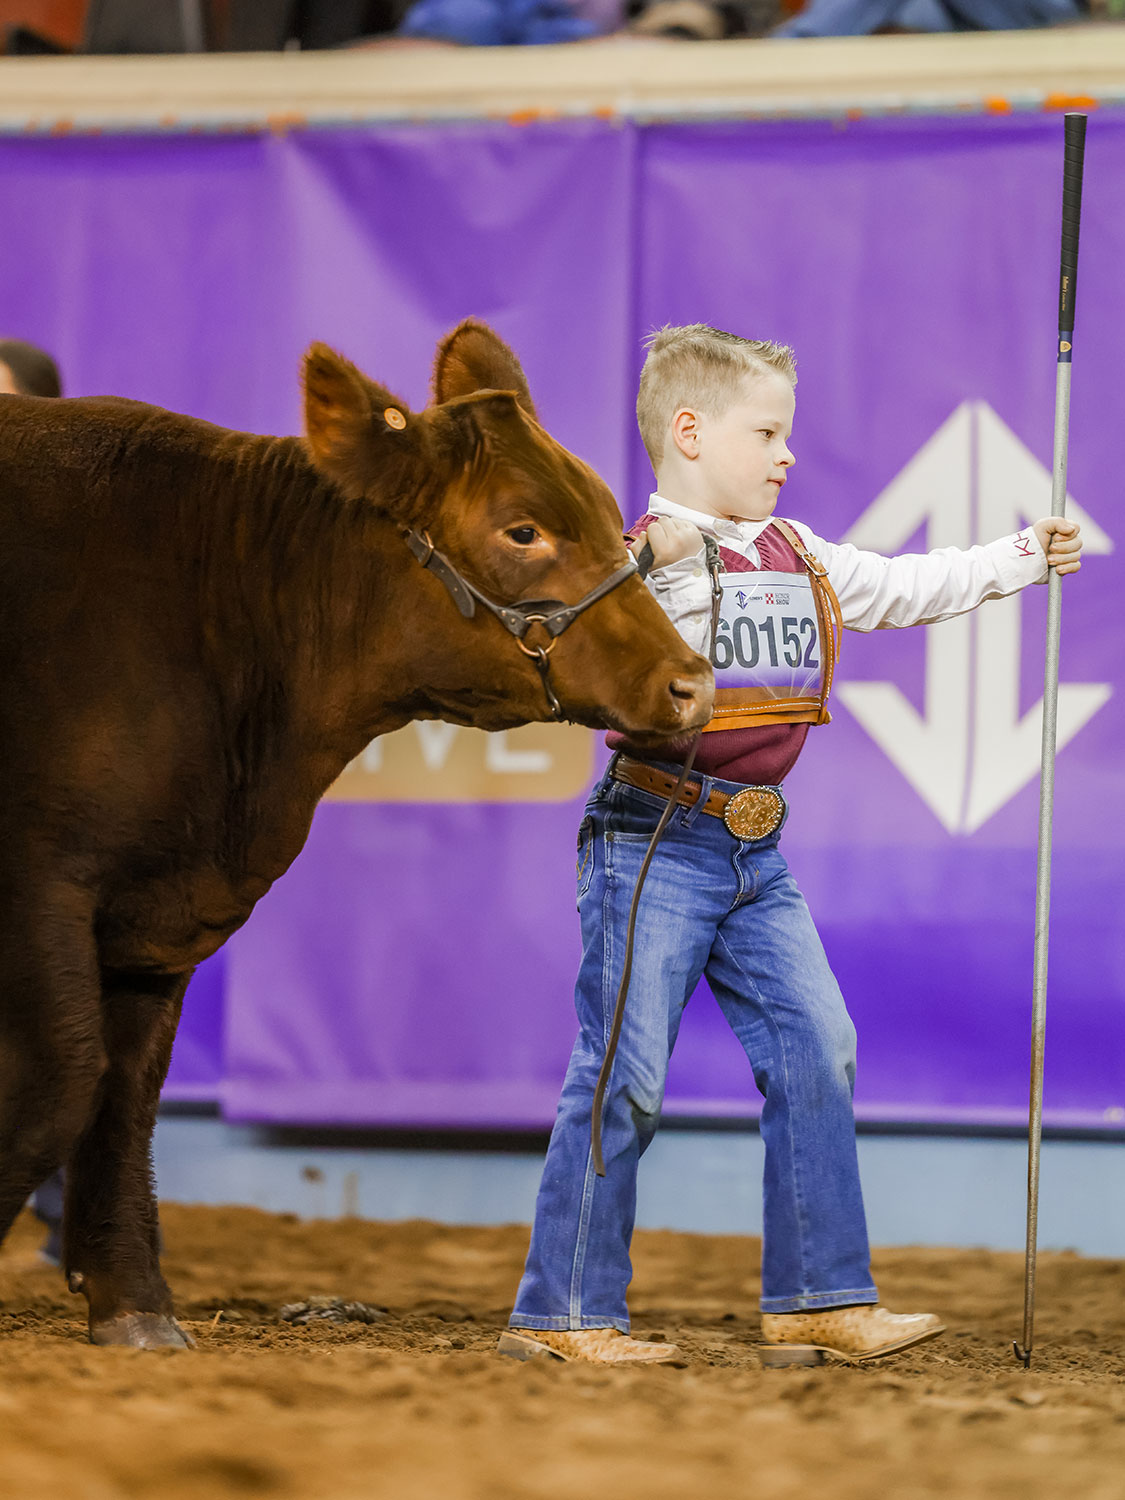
left=90, top=1313, right=196, bottom=1350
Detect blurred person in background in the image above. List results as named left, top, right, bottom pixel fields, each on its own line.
left=224, top=0, right=609, bottom=45
left=396, top=0, right=601, bottom=45
left=773, top=0, right=1082, bottom=34
left=0, top=338, right=66, bottom=1266
left=224, top=0, right=412, bottom=47
left=0, top=339, right=62, bottom=399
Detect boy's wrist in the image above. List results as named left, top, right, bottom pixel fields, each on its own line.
left=983, top=528, right=1050, bottom=591
left=647, top=544, right=708, bottom=582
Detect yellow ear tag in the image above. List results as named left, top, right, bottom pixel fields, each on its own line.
left=384, top=408, right=406, bottom=430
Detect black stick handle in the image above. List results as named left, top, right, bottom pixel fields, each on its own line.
left=1059, top=113, right=1087, bottom=338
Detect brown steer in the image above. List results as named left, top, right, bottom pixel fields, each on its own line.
left=0, top=322, right=712, bottom=1348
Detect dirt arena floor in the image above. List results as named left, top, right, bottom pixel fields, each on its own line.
left=2, top=1203, right=1124, bottom=1500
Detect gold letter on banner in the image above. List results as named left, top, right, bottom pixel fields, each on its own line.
left=323, top=724, right=594, bottom=803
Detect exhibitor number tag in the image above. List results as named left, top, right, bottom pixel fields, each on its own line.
left=711, top=570, right=823, bottom=699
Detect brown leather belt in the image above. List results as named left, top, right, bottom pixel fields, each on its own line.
left=612, top=756, right=786, bottom=841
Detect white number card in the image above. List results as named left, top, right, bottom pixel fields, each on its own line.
left=710, top=571, right=823, bottom=698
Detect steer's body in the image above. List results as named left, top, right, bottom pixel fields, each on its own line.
left=6, top=408, right=331, bottom=971
left=4, top=401, right=449, bottom=973
left=0, top=324, right=712, bottom=1346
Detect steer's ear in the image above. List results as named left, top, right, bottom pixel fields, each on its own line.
left=303, top=344, right=429, bottom=513
left=431, top=319, right=538, bottom=420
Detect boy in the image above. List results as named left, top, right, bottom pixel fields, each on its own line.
left=499, top=325, right=1083, bottom=1367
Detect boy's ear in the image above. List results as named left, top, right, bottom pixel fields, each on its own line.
left=431, top=319, right=538, bottom=421
left=303, top=344, right=430, bottom=510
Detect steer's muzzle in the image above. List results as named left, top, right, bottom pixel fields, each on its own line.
left=615, top=654, right=714, bottom=740
left=669, top=672, right=711, bottom=719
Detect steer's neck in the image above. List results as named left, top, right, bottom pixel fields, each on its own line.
left=215, top=440, right=446, bottom=803
left=286, top=522, right=440, bottom=789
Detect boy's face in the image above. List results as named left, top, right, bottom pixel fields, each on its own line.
left=679, top=371, right=796, bottom=522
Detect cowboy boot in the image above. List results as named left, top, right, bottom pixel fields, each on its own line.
left=759, top=1304, right=945, bottom=1367
left=498, top=1327, right=685, bottom=1365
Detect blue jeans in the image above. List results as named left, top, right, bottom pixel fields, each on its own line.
left=511, top=760, right=877, bottom=1329
left=32, top=1168, right=65, bottom=1266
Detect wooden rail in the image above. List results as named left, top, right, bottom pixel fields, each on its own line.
left=0, top=29, right=1121, bottom=131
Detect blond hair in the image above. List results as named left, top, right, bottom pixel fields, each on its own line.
left=636, top=324, right=796, bottom=468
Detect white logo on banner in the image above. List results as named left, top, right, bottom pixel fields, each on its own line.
left=838, top=402, right=1113, bottom=834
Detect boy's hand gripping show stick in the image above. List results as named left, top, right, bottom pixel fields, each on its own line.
left=1013, top=111, right=1087, bottom=1371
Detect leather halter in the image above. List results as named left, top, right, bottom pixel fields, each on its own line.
left=402, top=527, right=649, bottom=721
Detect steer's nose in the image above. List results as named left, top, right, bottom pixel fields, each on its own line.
left=668, top=670, right=714, bottom=728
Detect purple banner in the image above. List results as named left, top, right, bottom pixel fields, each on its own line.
left=1, top=115, right=1121, bottom=1128
left=634, top=115, right=1125, bottom=1128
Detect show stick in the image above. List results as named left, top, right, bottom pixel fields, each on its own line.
left=1013, top=110, right=1087, bottom=1371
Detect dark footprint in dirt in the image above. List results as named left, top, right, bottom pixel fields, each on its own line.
left=279, top=1297, right=387, bottom=1326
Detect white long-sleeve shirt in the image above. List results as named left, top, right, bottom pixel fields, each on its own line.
left=641, top=491, right=1048, bottom=658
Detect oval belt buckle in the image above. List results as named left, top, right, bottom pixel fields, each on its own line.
left=723, top=786, right=785, bottom=841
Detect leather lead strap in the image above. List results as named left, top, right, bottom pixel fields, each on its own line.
left=590, top=746, right=700, bottom=1178
left=590, top=540, right=724, bottom=1178
left=769, top=519, right=843, bottom=718
left=531, top=648, right=564, bottom=721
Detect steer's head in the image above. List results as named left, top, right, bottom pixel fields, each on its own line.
left=303, top=320, right=713, bottom=740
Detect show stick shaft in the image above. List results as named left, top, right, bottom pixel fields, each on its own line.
left=1015, top=111, right=1086, bottom=1370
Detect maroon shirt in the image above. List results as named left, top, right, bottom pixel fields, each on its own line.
left=607, top=516, right=814, bottom=788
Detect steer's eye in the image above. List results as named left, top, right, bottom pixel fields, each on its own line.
left=507, top=526, right=539, bottom=546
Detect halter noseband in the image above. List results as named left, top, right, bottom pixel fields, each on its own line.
left=403, top=527, right=649, bottom=721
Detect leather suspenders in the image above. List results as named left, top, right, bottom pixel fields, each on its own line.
left=770, top=518, right=843, bottom=727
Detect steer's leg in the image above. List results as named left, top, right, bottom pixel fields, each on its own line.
left=0, top=882, right=106, bottom=1249
left=65, top=971, right=192, bottom=1349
